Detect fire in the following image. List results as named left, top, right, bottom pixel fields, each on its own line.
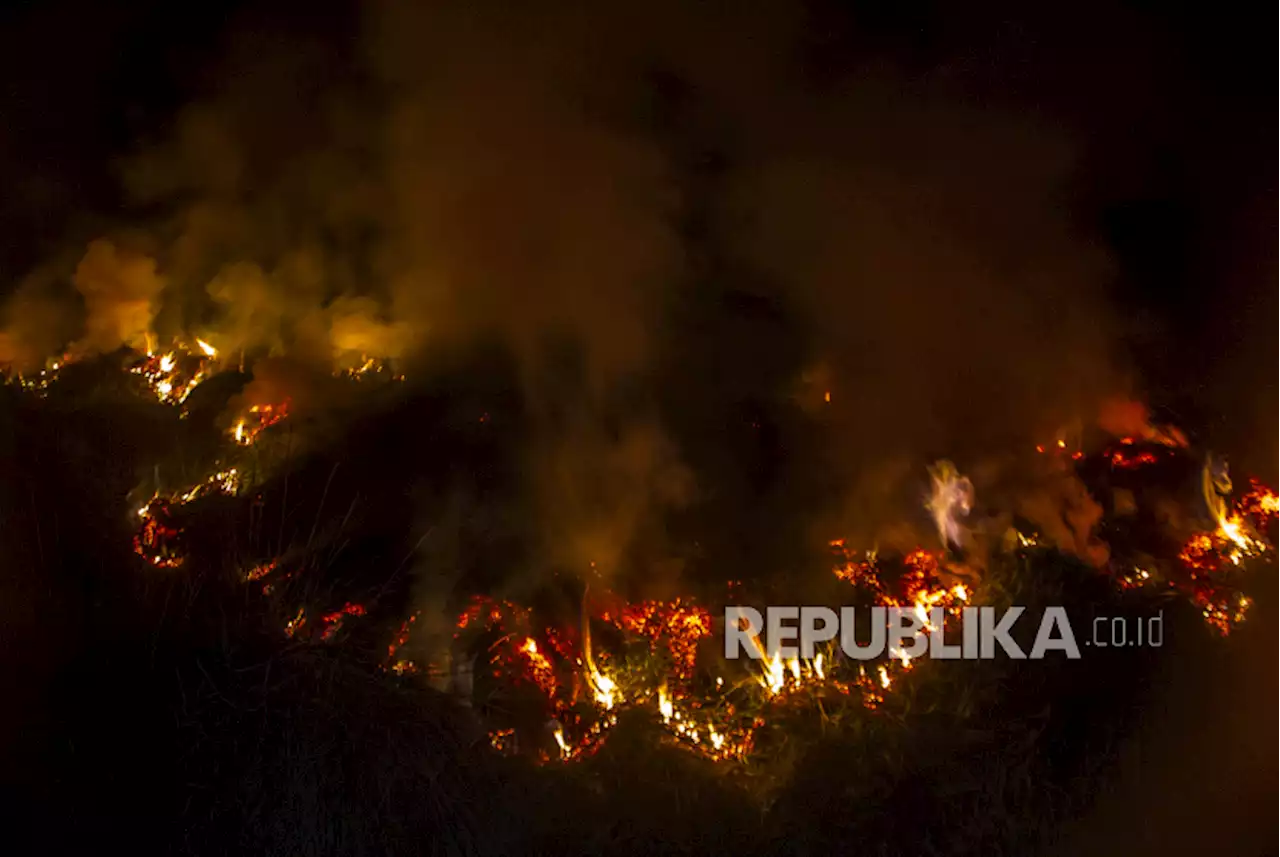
left=320, top=602, right=368, bottom=641
left=1036, top=440, right=1084, bottom=460
left=129, top=341, right=218, bottom=405
left=284, top=607, right=307, bottom=638
left=1107, top=445, right=1162, bottom=469
left=131, top=465, right=244, bottom=570
left=657, top=685, right=675, bottom=723
left=1170, top=477, right=1276, bottom=635
left=7, top=354, right=69, bottom=395
left=441, top=455, right=1271, bottom=765
left=90, top=370, right=1280, bottom=766
left=386, top=613, right=418, bottom=663
left=1192, top=458, right=1269, bottom=569
left=133, top=499, right=184, bottom=568
left=336, top=354, right=401, bottom=381
left=581, top=604, right=620, bottom=710
left=586, top=660, right=619, bottom=710
left=176, top=467, right=241, bottom=503
left=516, top=638, right=558, bottom=700
left=231, top=401, right=291, bottom=445
left=1239, top=480, right=1280, bottom=520
left=244, top=560, right=277, bottom=583
left=599, top=599, right=712, bottom=684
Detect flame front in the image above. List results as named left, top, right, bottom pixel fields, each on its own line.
left=17, top=345, right=1266, bottom=770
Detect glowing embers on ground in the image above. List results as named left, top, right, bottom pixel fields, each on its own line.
left=1102, top=436, right=1172, bottom=470
left=828, top=542, right=969, bottom=681
left=7, top=355, right=68, bottom=395
left=447, top=595, right=630, bottom=762
left=320, top=602, right=368, bottom=641
left=1112, top=479, right=1276, bottom=636
left=652, top=682, right=755, bottom=760
left=385, top=613, right=420, bottom=675
left=176, top=467, right=241, bottom=503
left=335, top=355, right=405, bottom=383
left=831, top=543, right=969, bottom=619
left=1172, top=480, right=1277, bottom=635
left=447, top=579, right=943, bottom=766
left=598, top=599, right=713, bottom=685
left=1035, top=438, right=1085, bottom=461
left=284, top=607, right=307, bottom=639
left=1238, top=479, right=1280, bottom=520
left=232, top=401, right=291, bottom=446
left=130, top=340, right=219, bottom=406
left=132, top=467, right=243, bottom=569
left=133, top=499, right=185, bottom=568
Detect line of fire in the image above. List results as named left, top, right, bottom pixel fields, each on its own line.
left=6, top=341, right=1273, bottom=768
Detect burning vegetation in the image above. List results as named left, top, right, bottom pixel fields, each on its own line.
left=17, top=351, right=1265, bottom=770
left=0, top=4, right=1272, bottom=852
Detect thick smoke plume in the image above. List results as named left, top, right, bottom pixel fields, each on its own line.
left=0, top=2, right=1140, bottom=590
left=70, top=239, right=166, bottom=357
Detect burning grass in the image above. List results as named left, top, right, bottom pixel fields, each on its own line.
left=3, top=354, right=1276, bottom=856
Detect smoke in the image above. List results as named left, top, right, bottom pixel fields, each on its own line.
left=719, top=78, right=1126, bottom=531
left=534, top=413, right=694, bottom=588
left=373, top=4, right=681, bottom=383
left=0, top=2, right=1138, bottom=586
left=0, top=268, right=79, bottom=371
left=69, top=239, right=166, bottom=357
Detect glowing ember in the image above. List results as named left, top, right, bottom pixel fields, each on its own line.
left=386, top=613, right=419, bottom=664
left=176, top=467, right=241, bottom=503
left=133, top=499, right=184, bottom=568
left=284, top=607, right=307, bottom=638
left=8, top=355, right=68, bottom=395
left=336, top=355, right=401, bottom=381
left=586, top=660, right=618, bottom=710
left=244, top=560, right=278, bottom=583
left=379, top=457, right=1274, bottom=763
left=320, top=602, right=368, bottom=641
left=516, top=637, right=558, bottom=700
left=231, top=401, right=291, bottom=445
left=490, top=728, right=517, bottom=753
left=600, top=599, right=712, bottom=684
left=1107, top=446, right=1162, bottom=469
left=111, top=386, right=1273, bottom=766
left=130, top=342, right=217, bottom=405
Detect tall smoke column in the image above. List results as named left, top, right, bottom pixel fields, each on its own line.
left=926, top=460, right=974, bottom=552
